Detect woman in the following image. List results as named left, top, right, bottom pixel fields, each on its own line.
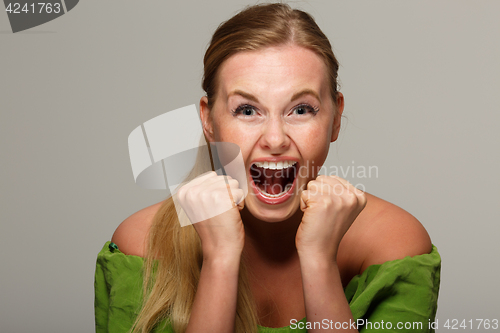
left=95, top=3, right=440, bottom=333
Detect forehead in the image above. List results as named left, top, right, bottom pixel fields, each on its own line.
left=217, top=45, right=330, bottom=101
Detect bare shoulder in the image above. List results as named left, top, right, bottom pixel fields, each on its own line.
left=111, top=201, right=163, bottom=257
left=342, top=192, right=432, bottom=274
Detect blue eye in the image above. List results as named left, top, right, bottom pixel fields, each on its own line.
left=233, top=104, right=257, bottom=117
left=291, top=104, right=319, bottom=116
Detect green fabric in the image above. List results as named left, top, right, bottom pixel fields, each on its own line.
left=95, top=242, right=440, bottom=332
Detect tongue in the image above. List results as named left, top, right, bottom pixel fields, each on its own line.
left=261, top=169, right=286, bottom=195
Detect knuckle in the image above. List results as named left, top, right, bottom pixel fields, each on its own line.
left=343, top=192, right=357, bottom=203
left=184, top=190, right=196, bottom=205
left=177, top=186, right=186, bottom=198
left=320, top=196, right=332, bottom=208
left=331, top=183, right=344, bottom=195
left=212, top=190, right=224, bottom=201
left=198, top=188, right=211, bottom=201
left=301, top=190, right=311, bottom=200
left=359, top=193, right=367, bottom=207
left=345, top=189, right=356, bottom=199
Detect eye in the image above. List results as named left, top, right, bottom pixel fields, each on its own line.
left=290, top=104, right=319, bottom=116
left=232, top=104, right=257, bottom=117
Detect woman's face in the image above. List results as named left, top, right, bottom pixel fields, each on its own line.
left=200, top=45, right=344, bottom=222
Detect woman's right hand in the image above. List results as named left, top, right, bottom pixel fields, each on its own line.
left=179, top=172, right=245, bottom=333
left=176, top=171, right=245, bottom=261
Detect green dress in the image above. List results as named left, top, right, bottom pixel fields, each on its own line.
left=95, top=242, right=440, bottom=332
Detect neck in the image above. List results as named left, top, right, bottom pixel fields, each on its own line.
left=241, top=206, right=303, bottom=265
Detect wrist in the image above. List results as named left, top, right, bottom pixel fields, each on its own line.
left=295, top=237, right=339, bottom=264
left=201, top=256, right=241, bottom=282
left=298, top=250, right=338, bottom=270
left=202, top=249, right=242, bottom=268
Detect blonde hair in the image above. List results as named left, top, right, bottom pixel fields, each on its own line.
left=132, top=3, right=340, bottom=332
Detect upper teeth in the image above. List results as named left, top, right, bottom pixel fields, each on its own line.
left=253, top=161, right=297, bottom=170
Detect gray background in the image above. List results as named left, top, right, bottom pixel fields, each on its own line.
left=1, top=0, right=499, bottom=332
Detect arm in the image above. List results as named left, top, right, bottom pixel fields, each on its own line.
left=348, top=203, right=436, bottom=332
left=112, top=173, right=244, bottom=333
left=179, top=172, right=246, bottom=333
left=298, top=212, right=433, bottom=333
left=299, top=254, right=358, bottom=332
left=296, top=176, right=434, bottom=332
left=186, top=250, right=242, bottom=333
left=296, top=175, right=365, bottom=332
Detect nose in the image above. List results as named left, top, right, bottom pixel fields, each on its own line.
left=259, top=115, right=290, bottom=153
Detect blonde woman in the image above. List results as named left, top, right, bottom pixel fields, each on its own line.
left=95, top=3, right=440, bottom=333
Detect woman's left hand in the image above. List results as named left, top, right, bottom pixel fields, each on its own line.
left=296, top=175, right=367, bottom=262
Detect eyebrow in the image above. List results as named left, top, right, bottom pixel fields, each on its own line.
left=228, top=88, right=321, bottom=104
left=290, top=89, right=321, bottom=103
left=227, top=90, right=259, bottom=103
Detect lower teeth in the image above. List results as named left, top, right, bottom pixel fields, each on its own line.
left=258, top=183, right=293, bottom=198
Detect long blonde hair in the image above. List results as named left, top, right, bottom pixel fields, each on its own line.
left=132, top=3, right=340, bottom=332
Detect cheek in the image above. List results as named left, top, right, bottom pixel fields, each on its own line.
left=213, top=120, right=257, bottom=160
left=293, top=125, right=330, bottom=155
left=291, top=125, right=331, bottom=175
left=216, top=125, right=247, bottom=143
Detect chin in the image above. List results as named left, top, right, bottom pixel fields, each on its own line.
left=244, top=194, right=301, bottom=223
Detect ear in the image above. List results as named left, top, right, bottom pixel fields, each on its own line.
left=331, top=92, right=344, bottom=142
left=200, top=96, right=215, bottom=142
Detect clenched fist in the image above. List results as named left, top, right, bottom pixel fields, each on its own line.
left=176, top=171, right=246, bottom=260
left=296, top=175, right=367, bottom=261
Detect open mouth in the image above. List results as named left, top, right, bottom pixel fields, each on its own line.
left=250, top=161, right=298, bottom=198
